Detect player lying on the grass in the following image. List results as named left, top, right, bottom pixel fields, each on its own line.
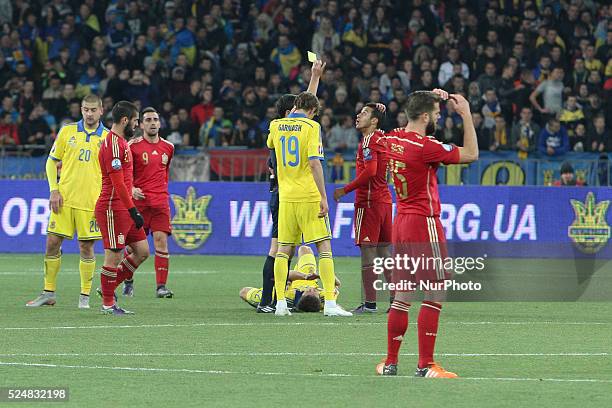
left=257, top=59, right=327, bottom=314
left=240, top=246, right=341, bottom=312
left=375, top=89, right=478, bottom=378
left=95, top=101, right=149, bottom=316
left=267, top=92, right=351, bottom=317
left=27, top=95, right=109, bottom=309
left=333, top=103, right=394, bottom=314
left=120, top=107, right=175, bottom=299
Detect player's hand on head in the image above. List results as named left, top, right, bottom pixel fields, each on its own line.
left=374, top=103, right=386, bottom=113
left=49, top=190, right=63, bottom=214
left=318, top=199, right=329, bottom=218
left=304, top=273, right=319, bottom=280
left=431, top=88, right=449, bottom=100
left=449, top=93, right=471, bottom=117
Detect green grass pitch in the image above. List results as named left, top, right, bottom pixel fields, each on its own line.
left=1, top=254, right=611, bottom=407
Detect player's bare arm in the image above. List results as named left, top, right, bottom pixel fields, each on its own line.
left=309, top=158, right=328, bottom=217
left=449, top=93, right=479, bottom=163
left=306, top=59, right=326, bottom=95
left=45, top=154, right=63, bottom=213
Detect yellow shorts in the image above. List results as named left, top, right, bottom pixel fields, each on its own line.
left=47, top=207, right=101, bottom=240
left=296, top=253, right=316, bottom=275
left=278, top=202, right=331, bottom=246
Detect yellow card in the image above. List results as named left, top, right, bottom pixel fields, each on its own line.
left=307, top=51, right=317, bottom=62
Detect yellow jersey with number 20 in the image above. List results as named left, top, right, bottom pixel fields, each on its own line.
left=266, top=113, right=324, bottom=203
left=49, top=120, right=109, bottom=211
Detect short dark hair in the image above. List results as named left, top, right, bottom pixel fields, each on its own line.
left=294, top=92, right=320, bottom=115
left=405, top=91, right=441, bottom=121
left=141, top=107, right=158, bottom=117
left=275, top=94, right=297, bottom=118
left=296, top=293, right=321, bottom=312
left=365, top=103, right=385, bottom=126
left=111, top=101, right=138, bottom=123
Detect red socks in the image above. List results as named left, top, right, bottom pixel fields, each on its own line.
left=117, top=255, right=138, bottom=285
left=362, top=264, right=377, bottom=302
left=385, top=300, right=443, bottom=368
left=100, top=266, right=118, bottom=307
left=385, top=301, right=411, bottom=365
left=383, top=267, right=394, bottom=300
left=418, top=301, right=442, bottom=368
left=155, top=251, right=169, bottom=286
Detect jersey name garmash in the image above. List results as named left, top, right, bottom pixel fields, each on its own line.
left=278, top=124, right=302, bottom=132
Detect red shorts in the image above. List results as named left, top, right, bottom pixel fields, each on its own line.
left=392, top=213, right=450, bottom=286
left=354, top=203, right=392, bottom=245
left=95, top=209, right=147, bottom=250
left=136, top=204, right=172, bottom=236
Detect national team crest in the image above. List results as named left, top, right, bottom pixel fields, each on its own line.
left=568, top=192, right=610, bottom=254
left=118, top=233, right=125, bottom=245
left=170, top=186, right=212, bottom=250
left=162, top=153, right=168, bottom=165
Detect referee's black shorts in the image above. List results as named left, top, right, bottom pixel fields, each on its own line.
left=270, top=191, right=279, bottom=239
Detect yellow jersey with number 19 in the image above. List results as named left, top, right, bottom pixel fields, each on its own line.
left=49, top=120, right=109, bottom=211
left=266, top=113, right=324, bottom=203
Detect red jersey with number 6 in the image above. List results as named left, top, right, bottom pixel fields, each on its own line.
left=129, top=136, right=174, bottom=208
left=384, top=128, right=460, bottom=217
left=96, top=132, right=134, bottom=211
left=354, top=130, right=392, bottom=207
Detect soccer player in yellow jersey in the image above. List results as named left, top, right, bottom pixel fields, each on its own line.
left=240, top=246, right=343, bottom=312
left=26, top=95, right=109, bottom=309
left=266, top=92, right=351, bottom=317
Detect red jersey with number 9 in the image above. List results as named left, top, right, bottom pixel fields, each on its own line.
left=129, top=136, right=174, bottom=208
left=96, top=132, right=134, bottom=211
left=384, top=128, right=460, bottom=217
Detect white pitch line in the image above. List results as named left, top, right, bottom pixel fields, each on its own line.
left=1, top=361, right=611, bottom=384
left=1, top=321, right=610, bottom=331
left=0, top=352, right=608, bottom=357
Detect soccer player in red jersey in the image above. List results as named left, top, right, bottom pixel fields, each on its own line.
left=333, top=103, right=394, bottom=313
left=123, top=107, right=175, bottom=298
left=95, top=101, right=149, bottom=315
left=375, top=90, right=478, bottom=377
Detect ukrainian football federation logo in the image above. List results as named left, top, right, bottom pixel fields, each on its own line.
left=171, top=186, right=212, bottom=250
left=568, top=192, right=611, bottom=254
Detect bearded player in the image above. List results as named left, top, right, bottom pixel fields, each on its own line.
left=333, top=103, right=394, bottom=313
left=121, top=107, right=174, bottom=298
left=376, top=90, right=478, bottom=377
left=95, top=101, right=149, bottom=315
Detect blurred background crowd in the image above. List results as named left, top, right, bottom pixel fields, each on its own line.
left=0, top=0, right=610, bottom=161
